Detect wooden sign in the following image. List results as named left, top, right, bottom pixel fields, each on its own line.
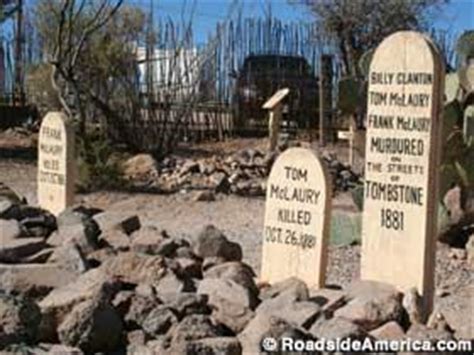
left=262, top=88, right=290, bottom=110
left=261, top=148, right=331, bottom=288
left=37, top=112, right=75, bottom=215
left=361, top=31, right=444, bottom=317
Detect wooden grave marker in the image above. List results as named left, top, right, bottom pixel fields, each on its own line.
left=361, top=31, right=444, bottom=317
left=263, top=88, right=290, bottom=151
left=37, top=112, right=75, bottom=215
left=261, top=147, right=331, bottom=288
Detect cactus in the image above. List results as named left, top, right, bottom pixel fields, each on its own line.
left=337, top=77, right=364, bottom=115
left=464, top=105, right=474, bottom=141
left=358, top=49, right=375, bottom=78
left=445, top=72, right=461, bottom=102
left=330, top=212, right=361, bottom=246
left=455, top=30, right=474, bottom=67
left=350, top=183, right=364, bottom=211
left=458, top=64, right=474, bottom=94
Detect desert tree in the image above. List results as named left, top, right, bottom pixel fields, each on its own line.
left=34, top=0, right=125, bottom=136
left=294, top=0, right=449, bottom=76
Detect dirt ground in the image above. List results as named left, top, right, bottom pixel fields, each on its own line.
left=0, top=132, right=472, bottom=338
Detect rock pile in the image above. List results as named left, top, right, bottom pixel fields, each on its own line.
left=123, top=148, right=361, bottom=197
left=0, top=187, right=468, bottom=354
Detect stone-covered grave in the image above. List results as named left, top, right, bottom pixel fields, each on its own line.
left=0, top=182, right=471, bottom=354
left=122, top=147, right=362, bottom=198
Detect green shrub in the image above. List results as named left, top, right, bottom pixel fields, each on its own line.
left=76, top=133, right=128, bottom=191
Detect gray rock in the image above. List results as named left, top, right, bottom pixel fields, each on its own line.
left=127, top=344, right=154, bottom=354
left=168, top=293, right=210, bottom=320
left=38, top=268, right=121, bottom=341
left=238, top=313, right=313, bottom=355
left=179, top=161, right=200, bottom=176
left=56, top=206, right=101, bottom=229
left=0, top=263, right=79, bottom=297
left=21, top=248, right=54, bottom=263
left=0, top=199, right=15, bottom=218
left=16, top=206, right=57, bottom=238
left=135, top=283, right=156, bottom=298
left=193, top=190, right=216, bottom=202
left=57, top=298, right=123, bottom=353
left=93, top=211, right=140, bottom=235
left=369, top=321, right=405, bottom=340
left=153, top=270, right=194, bottom=303
left=466, top=234, right=474, bottom=268
left=143, top=305, right=178, bottom=336
left=112, top=290, right=135, bottom=318
left=309, top=288, right=346, bottom=315
left=309, top=317, right=369, bottom=340
left=434, top=285, right=473, bottom=340
left=47, top=217, right=100, bottom=255
left=0, top=236, right=46, bottom=263
left=175, top=246, right=197, bottom=259
left=198, top=278, right=257, bottom=333
left=127, top=329, right=147, bottom=346
left=155, top=238, right=182, bottom=257
left=123, top=153, right=158, bottom=180
left=0, top=292, right=41, bottom=349
left=210, top=172, right=230, bottom=193
left=118, top=215, right=141, bottom=235
left=13, top=343, right=84, bottom=354
left=48, top=242, right=89, bottom=274
left=202, top=256, right=228, bottom=271
left=168, top=315, right=224, bottom=353
left=0, top=219, right=23, bottom=239
left=199, top=277, right=259, bottom=310
left=99, top=229, right=130, bottom=251
left=403, top=287, right=423, bottom=325
left=131, top=226, right=166, bottom=254
left=99, top=251, right=166, bottom=285
left=175, top=257, right=202, bottom=279
left=258, top=299, right=321, bottom=330
left=125, top=295, right=160, bottom=328
left=334, top=281, right=404, bottom=331
left=194, top=225, right=242, bottom=262
left=443, top=186, right=464, bottom=224
left=185, top=337, right=242, bottom=355
left=260, top=277, right=309, bottom=302
left=203, top=262, right=258, bottom=296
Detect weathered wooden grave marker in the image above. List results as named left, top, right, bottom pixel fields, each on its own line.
left=37, top=112, right=75, bottom=215
left=261, top=147, right=331, bottom=288
left=263, top=88, right=290, bottom=151
left=361, top=31, right=444, bottom=317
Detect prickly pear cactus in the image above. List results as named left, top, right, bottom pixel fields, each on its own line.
left=350, top=183, right=364, bottom=211
left=330, top=211, right=361, bottom=246
left=456, top=30, right=474, bottom=67
left=442, top=100, right=463, bottom=144
left=464, top=105, right=474, bottom=141
left=458, top=64, right=474, bottom=94
left=358, top=49, right=375, bottom=78
left=445, top=72, right=461, bottom=102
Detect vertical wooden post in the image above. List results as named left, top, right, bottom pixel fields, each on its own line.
left=263, top=88, right=290, bottom=152
left=268, top=104, right=282, bottom=151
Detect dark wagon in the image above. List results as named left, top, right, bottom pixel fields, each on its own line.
left=233, top=55, right=319, bottom=134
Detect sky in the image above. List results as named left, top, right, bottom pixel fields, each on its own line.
left=127, top=0, right=474, bottom=45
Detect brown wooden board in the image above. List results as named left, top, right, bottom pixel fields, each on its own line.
left=262, top=88, right=290, bottom=110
